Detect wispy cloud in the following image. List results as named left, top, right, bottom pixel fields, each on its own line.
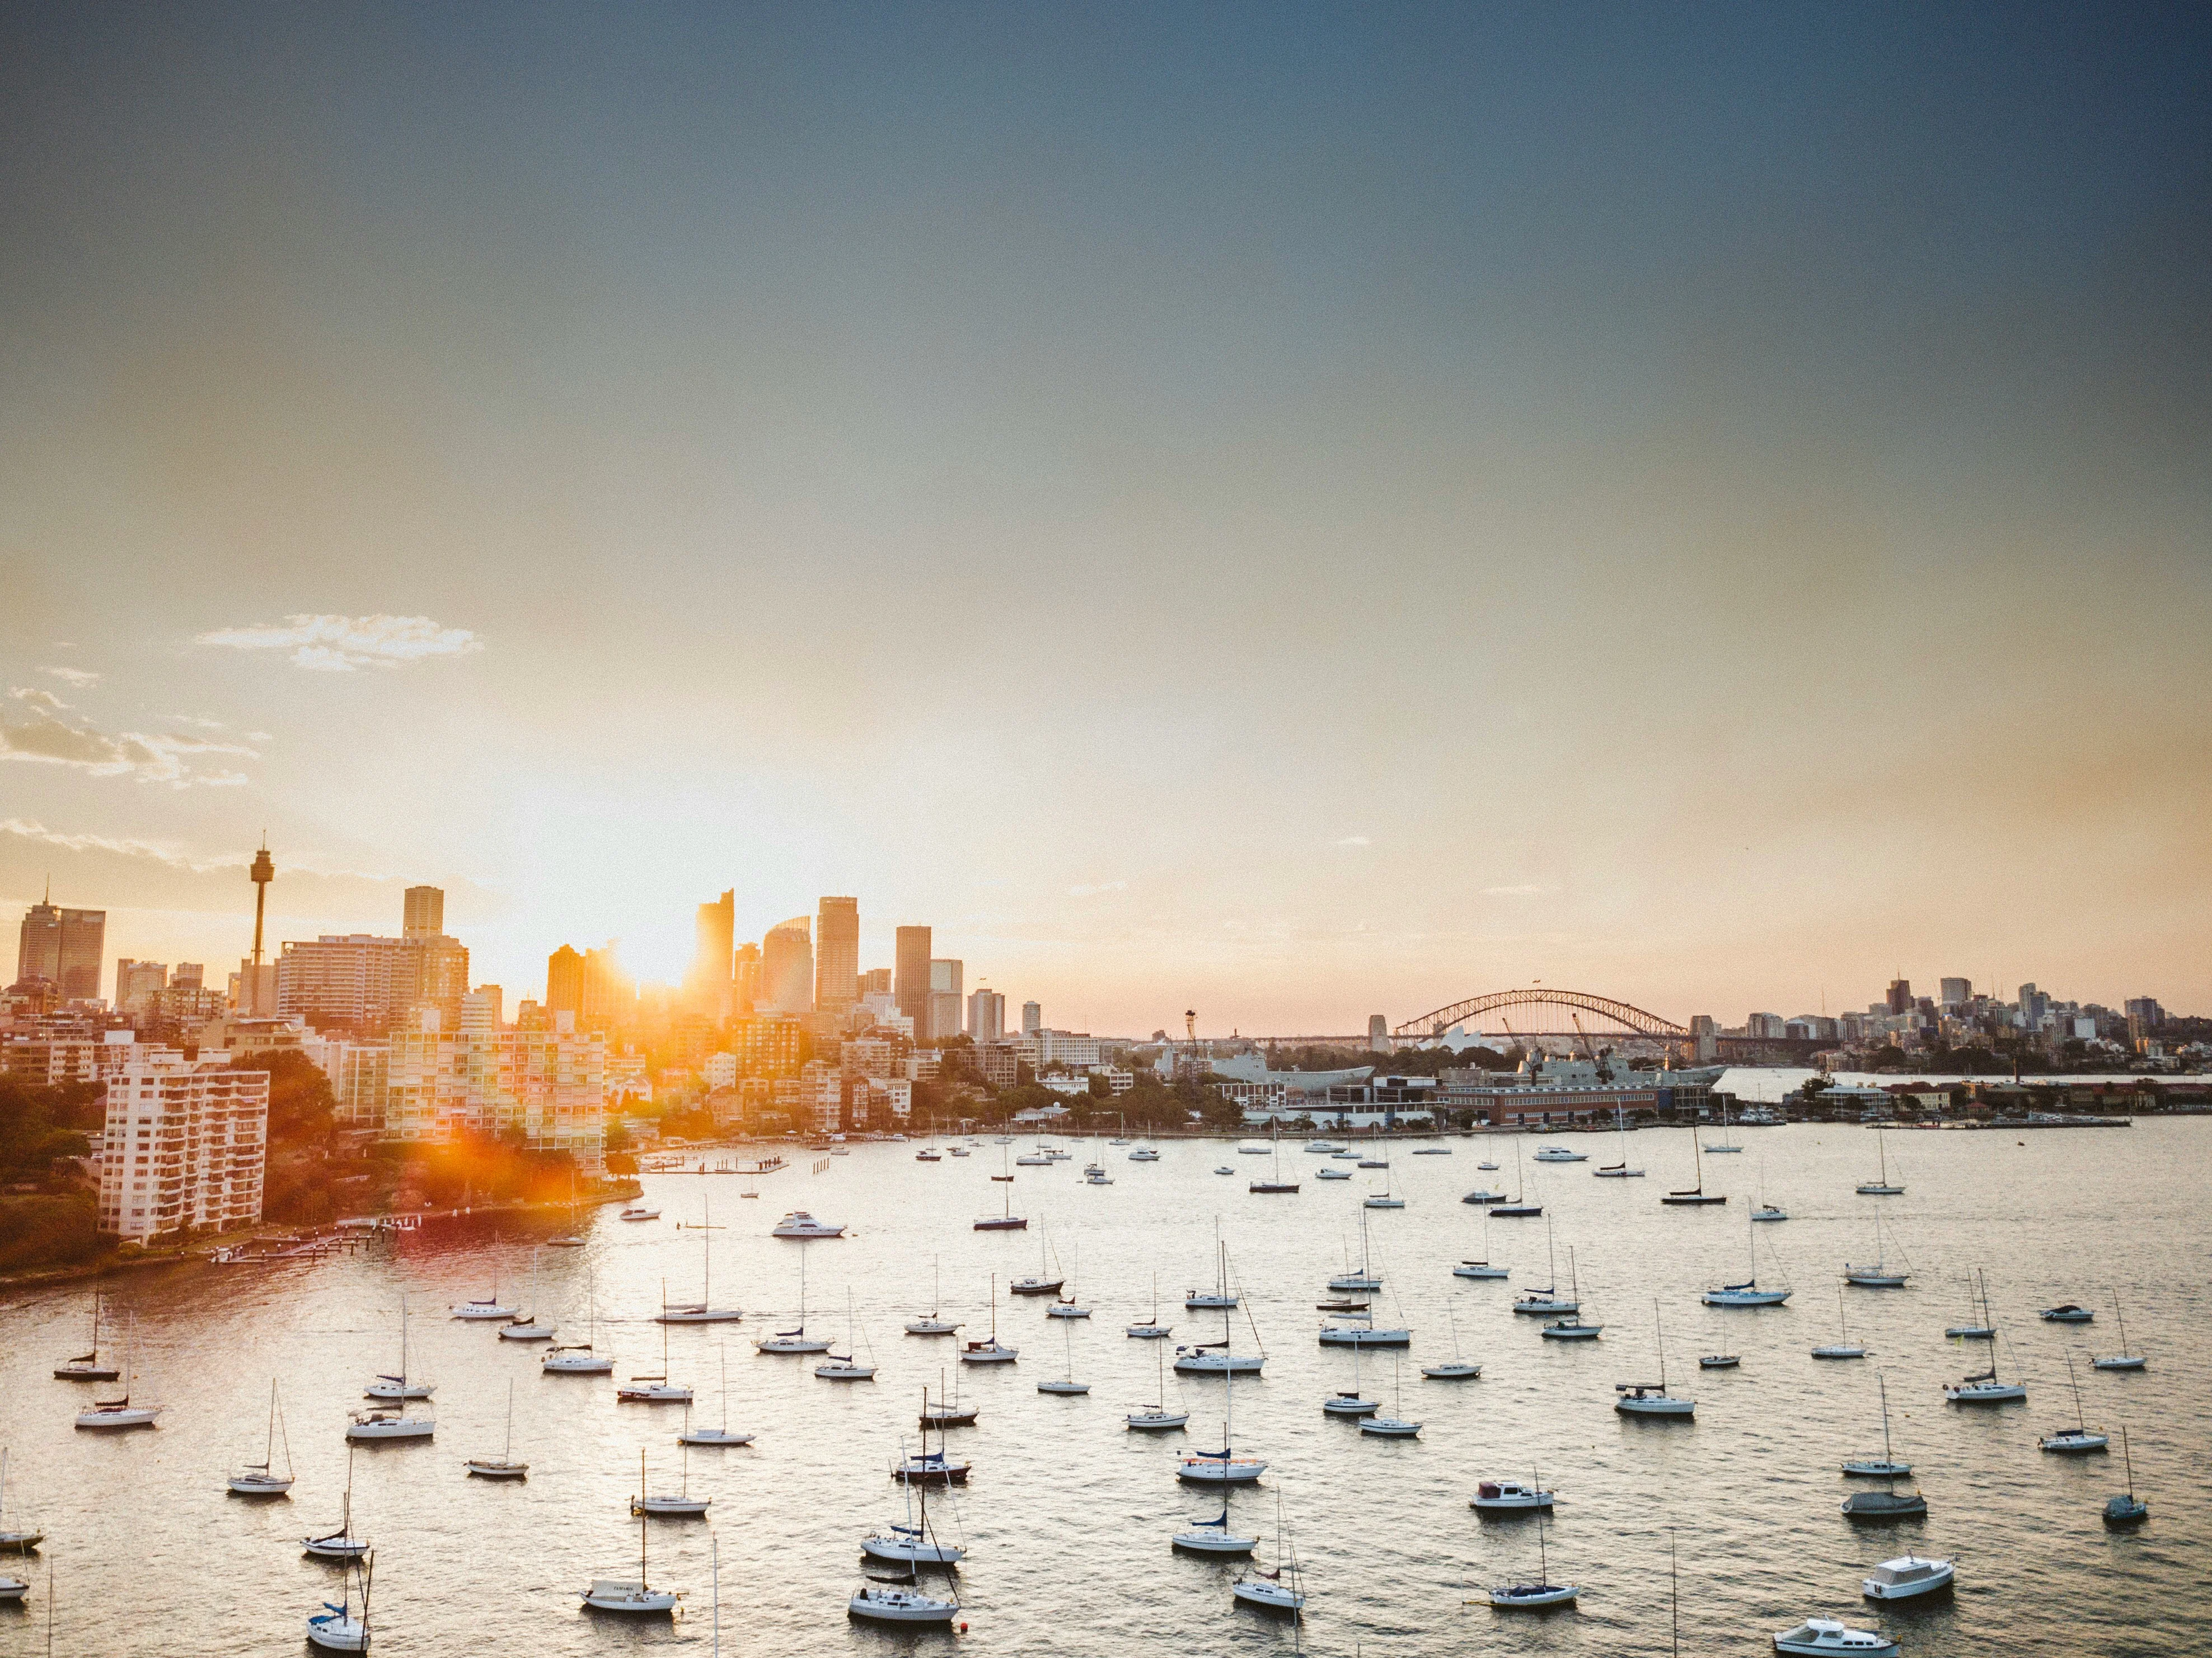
left=196, top=613, right=485, bottom=671
left=1067, top=879, right=1128, bottom=897
left=43, top=666, right=99, bottom=687
left=0, top=818, right=218, bottom=870
left=1, top=695, right=257, bottom=788
left=1335, top=835, right=1372, bottom=847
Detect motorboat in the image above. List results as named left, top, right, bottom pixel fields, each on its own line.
left=1477, top=1160, right=1499, bottom=1170
left=228, top=1380, right=296, bottom=1495
left=1304, top=1140, right=1342, bottom=1153
left=0, top=1577, right=25, bottom=1604
left=1316, top=1166, right=1352, bottom=1179
left=2039, top=1303, right=2093, bottom=1323
left=771, top=1211, right=845, bottom=1239
left=1214, top=1165, right=1235, bottom=1175
left=1773, top=1618, right=1898, bottom=1655
left=1753, top=1203, right=1788, bottom=1222
left=1700, top=1353, right=1741, bottom=1369
left=618, top=1205, right=660, bottom=1222
left=1471, top=1476, right=1553, bottom=1512
left=1842, top=1488, right=1927, bottom=1519
left=948, top=1146, right=969, bottom=1157
left=1129, top=1146, right=1161, bottom=1161
left=915, top=1148, right=941, bottom=1161
left=1533, top=1146, right=1586, bottom=1162
left=1454, top=1258, right=1510, bottom=1280
left=2038, top=1352, right=2108, bottom=1454
left=1862, top=1554, right=1953, bottom=1600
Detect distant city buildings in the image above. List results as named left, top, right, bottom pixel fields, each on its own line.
left=760, top=916, right=814, bottom=1015
left=383, top=1006, right=606, bottom=1165
left=928, top=958, right=963, bottom=1042
left=894, top=926, right=932, bottom=1032
left=967, top=986, right=1005, bottom=1042
left=1022, top=999, right=1042, bottom=1035
left=815, top=896, right=859, bottom=1016
left=13, top=894, right=105, bottom=998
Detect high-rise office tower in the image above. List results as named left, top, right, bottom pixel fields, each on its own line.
left=115, top=959, right=169, bottom=1013
left=733, top=943, right=761, bottom=1014
left=1368, top=1013, right=1390, bottom=1052
left=928, top=958, right=964, bottom=1042
left=15, top=893, right=105, bottom=999
left=816, top=897, right=859, bottom=1014
left=895, top=926, right=932, bottom=1028
left=761, top=917, right=814, bottom=1015
left=967, top=987, right=1006, bottom=1043
left=402, top=885, right=446, bottom=939
left=1885, top=978, right=1913, bottom=1016
left=1938, top=977, right=1971, bottom=1008
left=860, top=968, right=893, bottom=997
left=690, top=890, right=735, bottom=1010
left=546, top=945, right=585, bottom=1015
left=1021, top=1000, right=1042, bottom=1035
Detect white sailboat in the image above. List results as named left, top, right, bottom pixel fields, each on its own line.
left=1943, top=1327, right=2027, bottom=1404
left=1812, top=1283, right=1869, bottom=1360
left=1037, top=1314, right=1089, bottom=1394
left=1660, top=1121, right=1726, bottom=1206
left=1453, top=1207, right=1510, bottom=1278
left=543, top=1268, right=616, bottom=1373
left=658, top=1201, right=743, bottom=1322
left=756, top=1242, right=832, bottom=1354
left=1594, top=1103, right=1645, bottom=1177
left=1854, top=1123, right=1904, bottom=1196
left=306, top=1550, right=373, bottom=1651
left=1615, top=1300, right=1694, bottom=1416
left=1047, top=1242, right=1091, bottom=1318
left=816, top=1291, right=878, bottom=1380
left=1487, top=1501, right=1577, bottom=1607
left=228, top=1379, right=296, bottom=1494
left=53, top=1286, right=119, bottom=1380
left=1702, top=1205, right=1791, bottom=1306
left=904, top=1258, right=962, bottom=1337
left=499, top=1249, right=557, bottom=1340
left=449, top=1270, right=517, bottom=1319
left=1178, top=1243, right=1265, bottom=1373
left=1178, top=1351, right=1267, bottom=1482
left=1231, top=1493, right=1305, bottom=1613
left=581, top=1468, right=681, bottom=1613
left=302, top=1445, right=369, bottom=1559
left=958, top=1275, right=1018, bottom=1364
left=1126, top=1272, right=1173, bottom=1339
left=2092, top=1290, right=2147, bottom=1371
left=617, top=1313, right=693, bottom=1402
left=1943, top=1267, right=1997, bottom=1340
left=1359, top=1355, right=1421, bottom=1436
left=1512, top=1221, right=1578, bottom=1314
left=1322, top=1334, right=1379, bottom=1416
left=1540, top=1247, right=1602, bottom=1339
left=1010, top=1219, right=1066, bottom=1297
left=0, top=1451, right=43, bottom=1551
left=465, top=1378, right=529, bottom=1479
left=2037, top=1351, right=2109, bottom=1454
left=681, top=1346, right=755, bottom=1446
left=864, top=1428, right=968, bottom=1563
left=1843, top=1215, right=1909, bottom=1288
left=73, top=1312, right=161, bottom=1430
left=1327, top=1209, right=1384, bottom=1292
left=1703, top=1096, right=1742, bottom=1152
left=632, top=1443, right=711, bottom=1516
left=1127, top=1341, right=1188, bottom=1429
left=1422, top=1310, right=1482, bottom=1378
left=364, top=1294, right=435, bottom=1398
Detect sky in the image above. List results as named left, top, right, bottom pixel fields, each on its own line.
left=2, top=1, right=2208, bottom=1034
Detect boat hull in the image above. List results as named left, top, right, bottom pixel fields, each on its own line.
left=1843, top=1491, right=1928, bottom=1520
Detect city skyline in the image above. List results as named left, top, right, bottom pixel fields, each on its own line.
left=4, top=4, right=2208, bottom=1029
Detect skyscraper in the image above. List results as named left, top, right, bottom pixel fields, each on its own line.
left=546, top=944, right=585, bottom=1015
left=968, top=987, right=1006, bottom=1042
left=1021, top=1000, right=1042, bottom=1035
left=733, top=943, right=761, bottom=1014
left=690, top=889, right=735, bottom=1011
left=115, top=959, right=168, bottom=1014
left=895, top=926, right=932, bottom=1028
left=929, top=957, right=964, bottom=1042
left=816, top=896, right=859, bottom=1014
left=402, top=885, right=445, bottom=939
left=1885, top=978, right=1913, bottom=1016
left=15, top=896, right=105, bottom=999
left=1938, top=977, right=1971, bottom=1008
left=761, top=917, right=814, bottom=1015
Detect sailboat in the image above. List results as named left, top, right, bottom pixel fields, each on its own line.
left=581, top=1461, right=682, bottom=1613
left=633, top=1443, right=711, bottom=1516
left=465, top=1379, right=529, bottom=1478
left=1540, top=1247, right=1602, bottom=1339
left=1422, top=1310, right=1482, bottom=1378
left=1321, top=1333, right=1379, bottom=1416
left=1703, top=1097, right=1742, bottom=1152
left=1614, top=1300, right=1694, bottom=1416
left=1249, top=1126, right=1299, bottom=1194
left=544, top=1268, right=616, bottom=1373
left=681, top=1346, right=755, bottom=1446
left=1843, top=1372, right=1913, bottom=1476
left=894, top=1392, right=973, bottom=1483
left=228, top=1380, right=296, bottom=1493
left=1487, top=1496, right=1578, bottom=1607
left=864, top=1426, right=968, bottom=1563
left=617, top=1312, right=694, bottom=1402
left=1360, top=1355, right=1421, bottom=1436
left=1454, top=1207, right=1510, bottom=1278
left=1126, top=1272, right=1173, bottom=1339
left=958, top=1275, right=1018, bottom=1364
left=500, top=1249, right=557, bottom=1339
left=1231, top=1493, right=1306, bottom=1612
left=1178, top=1243, right=1264, bottom=1373
left=2092, top=1290, right=2147, bottom=1371
left=1701, top=1205, right=1791, bottom=1306
left=1010, top=1222, right=1065, bottom=1296
left=2102, top=1427, right=2148, bottom=1526
left=302, top=1445, right=370, bottom=1558
left=1661, top=1120, right=1726, bottom=1205
left=74, top=1312, right=161, bottom=1430
left=1812, top=1285, right=1869, bottom=1360
left=1491, top=1137, right=1544, bottom=1217
left=1048, top=1242, right=1091, bottom=1318
left=905, top=1258, right=962, bottom=1336
left=0, top=1451, right=43, bottom=1551
left=1186, top=1223, right=1240, bottom=1308
left=1843, top=1215, right=1909, bottom=1287
left=53, top=1286, right=118, bottom=1380
left=1037, top=1314, right=1089, bottom=1394
left=921, top=1367, right=978, bottom=1428
left=1842, top=1374, right=1927, bottom=1518
left=1594, top=1103, right=1645, bottom=1177
left=306, top=1549, right=373, bottom=1651
left=816, top=1292, right=878, bottom=1380
left=364, top=1294, right=435, bottom=1398
left=1328, top=1209, right=1384, bottom=1292
left=755, top=1242, right=832, bottom=1353
left=449, top=1270, right=517, bottom=1319
left=1944, top=1327, right=2027, bottom=1403
left=1178, top=1350, right=1267, bottom=1482
left=1943, top=1268, right=1997, bottom=1340
left=1512, top=1221, right=1578, bottom=1314
left=1751, top=1158, right=1787, bottom=1221
left=658, top=1201, right=742, bottom=1322
left=1171, top=1478, right=1259, bottom=1554
left=2037, top=1351, right=2109, bottom=1454
left=1855, top=1123, right=1904, bottom=1196
left=1127, top=1341, right=1188, bottom=1429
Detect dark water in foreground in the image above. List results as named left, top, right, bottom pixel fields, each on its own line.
left=1, top=1120, right=2205, bottom=1656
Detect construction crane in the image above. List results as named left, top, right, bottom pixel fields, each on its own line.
left=1569, top=1011, right=1614, bottom=1084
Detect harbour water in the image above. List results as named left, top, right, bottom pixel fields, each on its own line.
left=1, top=1120, right=2205, bottom=1656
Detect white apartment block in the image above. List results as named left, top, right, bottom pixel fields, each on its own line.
left=97, top=1055, right=269, bottom=1243
left=800, top=1060, right=844, bottom=1134
left=703, top=1051, right=739, bottom=1089
left=383, top=1015, right=607, bottom=1168
left=325, top=1042, right=391, bottom=1128
left=1037, top=1029, right=1101, bottom=1069
left=3, top=1028, right=157, bottom=1086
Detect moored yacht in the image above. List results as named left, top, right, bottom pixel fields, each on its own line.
left=1773, top=1618, right=1897, bottom=1655
left=771, top=1211, right=845, bottom=1239
left=1861, top=1554, right=1954, bottom=1601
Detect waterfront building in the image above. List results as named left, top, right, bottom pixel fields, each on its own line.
left=383, top=1008, right=606, bottom=1166
left=96, top=1053, right=268, bottom=1243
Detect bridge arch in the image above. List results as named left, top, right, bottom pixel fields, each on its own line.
left=1393, top=989, right=1689, bottom=1042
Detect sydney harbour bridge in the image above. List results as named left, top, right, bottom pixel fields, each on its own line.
left=1385, top=988, right=1826, bottom=1064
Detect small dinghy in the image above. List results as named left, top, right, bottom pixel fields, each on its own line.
left=1699, top=1353, right=1740, bottom=1370
left=2038, top=1303, right=2093, bottom=1323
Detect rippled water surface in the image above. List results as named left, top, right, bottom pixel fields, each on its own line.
left=2, top=1120, right=2206, bottom=1656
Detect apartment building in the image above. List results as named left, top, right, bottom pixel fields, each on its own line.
left=96, top=1054, right=269, bottom=1243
